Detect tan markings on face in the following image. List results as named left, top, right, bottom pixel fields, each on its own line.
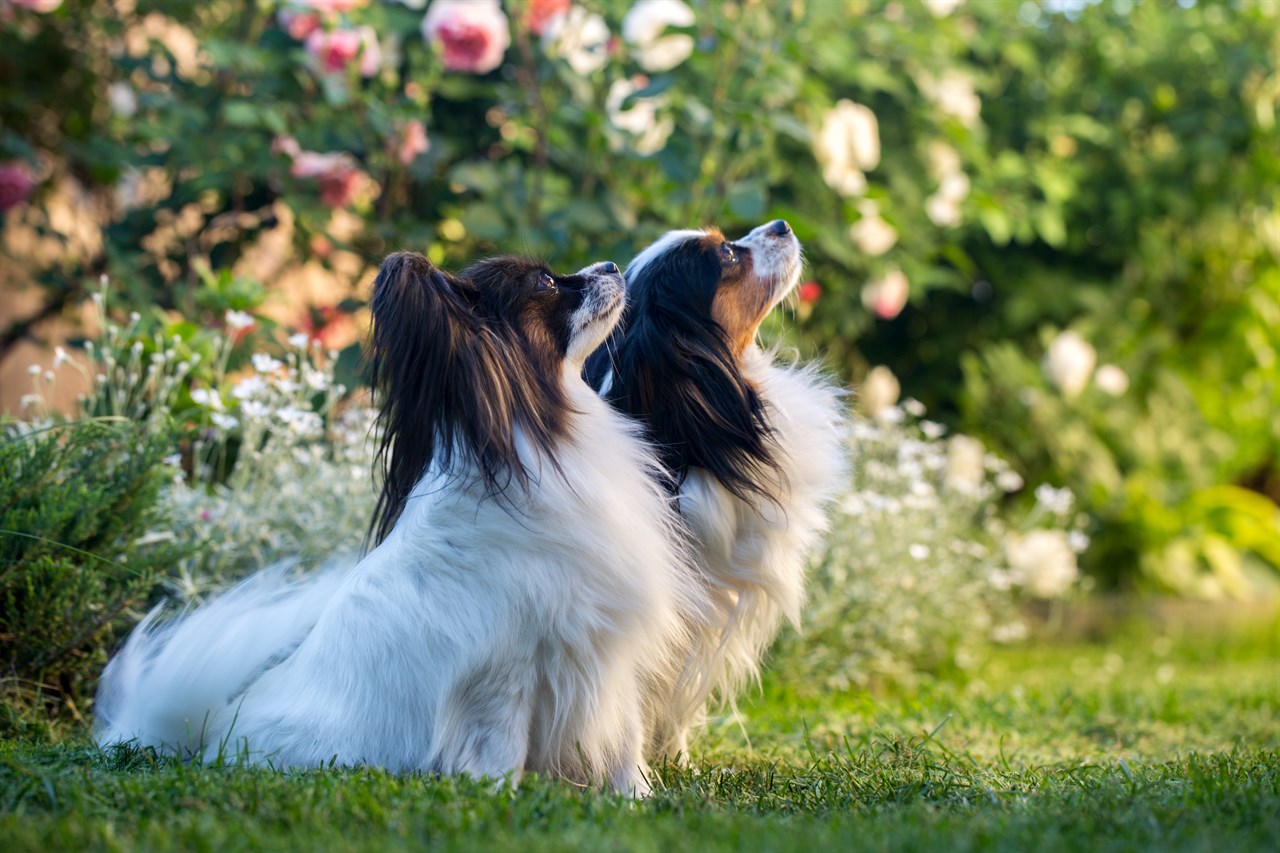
left=705, top=232, right=774, bottom=355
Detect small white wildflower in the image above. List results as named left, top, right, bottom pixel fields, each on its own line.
left=190, top=388, right=224, bottom=411
left=225, top=309, right=255, bottom=331
left=19, top=393, right=41, bottom=410
left=901, top=398, right=926, bottom=418
left=231, top=375, right=268, bottom=400
left=1067, top=530, right=1091, bottom=553
left=210, top=412, right=240, bottom=431
left=995, top=469, right=1025, bottom=492
left=129, top=311, right=141, bottom=324
left=987, top=568, right=1013, bottom=591
left=908, top=543, right=930, bottom=561
left=302, top=366, right=329, bottom=391
left=43, top=370, right=54, bottom=383
left=991, top=622, right=1029, bottom=644
left=240, top=400, right=271, bottom=419
left=251, top=353, right=284, bottom=374
left=288, top=332, right=310, bottom=349
left=27, top=364, right=41, bottom=377
left=163, top=453, right=182, bottom=467
left=920, top=420, right=946, bottom=440
left=1034, top=483, right=1074, bottom=515
left=53, top=346, right=69, bottom=367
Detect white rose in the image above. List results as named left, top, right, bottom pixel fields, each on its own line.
left=1044, top=330, right=1096, bottom=399
left=919, top=69, right=981, bottom=127
left=858, top=365, right=900, bottom=419
left=622, top=0, right=696, bottom=73
left=849, top=200, right=897, bottom=256
left=944, top=434, right=986, bottom=495
left=924, top=0, right=964, bottom=17
left=814, top=100, right=880, bottom=197
left=606, top=77, right=674, bottom=155
left=1094, top=364, right=1129, bottom=396
left=1005, top=530, right=1079, bottom=599
left=543, top=7, right=610, bottom=76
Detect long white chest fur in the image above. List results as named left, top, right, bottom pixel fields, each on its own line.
left=652, top=347, right=849, bottom=755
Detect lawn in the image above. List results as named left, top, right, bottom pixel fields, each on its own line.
left=2, top=617, right=1277, bottom=852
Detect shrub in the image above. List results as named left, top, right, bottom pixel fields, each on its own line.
left=0, top=419, right=180, bottom=729
left=773, top=402, right=1086, bottom=693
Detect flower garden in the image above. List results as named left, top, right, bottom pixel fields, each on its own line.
left=1, top=1, right=1277, bottom=849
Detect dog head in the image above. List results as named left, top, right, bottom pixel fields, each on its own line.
left=585, top=220, right=801, bottom=502
left=368, top=252, right=624, bottom=544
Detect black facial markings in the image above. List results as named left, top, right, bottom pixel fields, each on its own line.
left=583, top=234, right=781, bottom=507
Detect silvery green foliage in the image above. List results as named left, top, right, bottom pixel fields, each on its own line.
left=23, top=293, right=378, bottom=602
left=772, top=403, right=1085, bottom=692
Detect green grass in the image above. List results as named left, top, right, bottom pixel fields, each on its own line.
left=2, top=622, right=1277, bottom=852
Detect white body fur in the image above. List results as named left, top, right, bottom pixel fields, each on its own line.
left=662, top=349, right=848, bottom=754
left=97, top=271, right=696, bottom=797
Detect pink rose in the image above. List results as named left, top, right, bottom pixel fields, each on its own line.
left=305, top=26, right=380, bottom=77
left=422, top=0, right=511, bottom=75
left=525, top=0, right=570, bottom=36
left=11, top=0, right=63, bottom=11
left=289, top=150, right=371, bottom=209
left=392, top=119, right=430, bottom=166
left=278, top=10, right=322, bottom=41
left=0, top=161, right=36, bottom=212
left=318, top=168, right=363, bottom=208
left=861, top=268, right=910, bottom=320
left=297, top=0, right=367, bottom=13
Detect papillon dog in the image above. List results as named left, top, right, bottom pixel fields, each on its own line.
left=585, top=220, right=849, bottom=757
left=96, top=253, right=699, bottom=797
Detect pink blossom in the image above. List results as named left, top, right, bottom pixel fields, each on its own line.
left=422, top=0, right=511, bottom=75
left=272, top=135, right=302, bottom=159
left=0, top=161, right=36, bottom=212
left=278, top=9, right=322, bottom=40
left=297, top=0, right=367, bottom=12
left=11, top=0, right=63, bottom=11
left=305, top=26, right=380, bottom=77
left=861, top=268, right=910, bottom=320
left=289, top=151, right=370, bottom=209
left=392, top=119, right=430, bottom=166
left=526, top=0, right=570, bottom=36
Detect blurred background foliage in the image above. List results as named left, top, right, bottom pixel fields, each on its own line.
left=1, top=0, right=1277, bottom=598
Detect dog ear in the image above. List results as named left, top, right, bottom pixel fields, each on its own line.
left=366, top=252, right=518, bottom=547
left=594, top=262, right=779, bottom=506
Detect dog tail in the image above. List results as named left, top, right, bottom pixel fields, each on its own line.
left=94, top=561, right=347, bottom=757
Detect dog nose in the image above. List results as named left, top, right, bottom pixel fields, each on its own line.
left=600, top=261, right=619, bottom=275
left=768, top=219, right=791, bottom=236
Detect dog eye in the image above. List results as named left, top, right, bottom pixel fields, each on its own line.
left=537, top=272, right=557, bottom=290
left=720, top=243, right=737, bottom=263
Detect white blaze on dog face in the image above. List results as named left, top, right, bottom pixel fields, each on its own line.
left=567, top=261, right=626, bottom=364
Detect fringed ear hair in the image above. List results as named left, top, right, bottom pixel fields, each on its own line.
left=366, top=252, right=471, bottom=547
left=593, top=250, right=781, bottom=507
left=366, top=252, right=528, bottom=547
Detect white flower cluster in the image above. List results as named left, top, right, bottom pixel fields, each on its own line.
left=774, top=398, right=1087, bottom=692
left=166, top=324, right=374, bottom=596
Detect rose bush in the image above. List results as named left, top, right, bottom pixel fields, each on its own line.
left=0, top=0, right=1276, bottom=594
